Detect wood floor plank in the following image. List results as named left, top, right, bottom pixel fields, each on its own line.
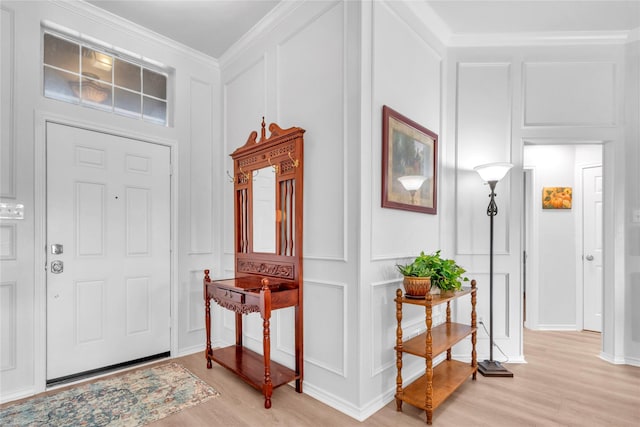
left=150, top=329, right=639, bottom=426
left=3, top=330, right=638, bottom=426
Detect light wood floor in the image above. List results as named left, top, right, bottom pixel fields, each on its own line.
left=151, top=329, right=639, bottom=426
left=4, top=330, right=638, bottom=426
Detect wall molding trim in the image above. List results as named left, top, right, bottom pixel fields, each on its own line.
left=219, top=0, right=308, bottom=67
left=449, top=31, right=630, bottom=48
left=304, top=279, right=348, bottom=378
left=56, top=0, right=219, bottom=68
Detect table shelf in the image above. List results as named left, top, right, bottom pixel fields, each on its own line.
left=394, top=282, right=478, bottom=425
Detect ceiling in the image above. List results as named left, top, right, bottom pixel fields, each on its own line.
left=86, top=0, right=640, bottom=58
left=86, top=0, right=280, bottom=58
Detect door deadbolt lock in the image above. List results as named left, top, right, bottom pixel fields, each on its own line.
left=585, top=255, right=594, bottom=261
left=51, top=244, right=63, bottom=254
left=51, top=260, right=64, bottom=274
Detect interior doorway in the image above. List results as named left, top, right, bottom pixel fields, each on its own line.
left=522, top=143, right=603, bottom=333
left=46, top=122, right=172, bottom=384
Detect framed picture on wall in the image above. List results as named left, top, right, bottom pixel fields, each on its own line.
left=382, top=105, right=438, bottom=214
left=542, top=186, right=572, bottom=209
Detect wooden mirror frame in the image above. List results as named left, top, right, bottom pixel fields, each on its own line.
left=231, top=119, right=305, bottom=285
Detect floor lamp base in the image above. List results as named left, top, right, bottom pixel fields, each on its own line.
left=478, top=360, right=514, bottom=377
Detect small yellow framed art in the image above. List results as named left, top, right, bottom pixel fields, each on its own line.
left=542, top=187, right=572, bottom=209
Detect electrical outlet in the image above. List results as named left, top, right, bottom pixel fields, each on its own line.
left=478, top=316, right=484, bottom=324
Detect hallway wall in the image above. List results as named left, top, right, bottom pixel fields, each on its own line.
left=524, top=144, right=602, bottom=330
left=445, top=43, right=623, bottom=363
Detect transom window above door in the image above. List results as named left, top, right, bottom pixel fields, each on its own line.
left=43, top=31, right=169, bottom=126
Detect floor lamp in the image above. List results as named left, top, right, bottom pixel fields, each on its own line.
left=473, top=162, right=514, bottom=378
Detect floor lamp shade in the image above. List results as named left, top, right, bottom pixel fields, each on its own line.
left=474, top=161, right=514, bottom=378
left=474, top=162, right=513, bottom=184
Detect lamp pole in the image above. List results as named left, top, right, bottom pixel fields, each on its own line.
left=474, top=162, right=514, bottom=378
left=487, top=180, right=498, bottom=365
left=478, top=184, right=514, bottom=377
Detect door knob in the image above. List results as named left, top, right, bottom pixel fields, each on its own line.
left=585, top=255, right=594, bottom=261
left=51, top=260, right=64, bottom=274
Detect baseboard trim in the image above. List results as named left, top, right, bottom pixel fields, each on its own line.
left=0, top=387, right=36, bottom=405
left=303, top=382, right=366, bottom=421
left=600, top=351, right=639, bottom=366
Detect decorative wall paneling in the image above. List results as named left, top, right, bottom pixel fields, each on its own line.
left=523, top=62, right=616, bottom=127
left=370, top=0, right=442, bottom=261
left=0, top=0, right=219, bottom=398
left=189, top=78, right=214, bottom=254
left=0, top=282, right=16, bottom=371
left=222, top=56, right=267, bottom=256
left=1, top=7, right=15, bottom=198
left=305, top=280, right=347, bottom=377
left=187, top=269, right=206, bottom=333
left=219, top=2, right=350, bottom=389
left=455, top=63, right=512, bottom=256
left=277, top=1, right=347, bottom=261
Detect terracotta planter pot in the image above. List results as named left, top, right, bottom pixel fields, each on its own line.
left=403, top=276, right=431, bottom=297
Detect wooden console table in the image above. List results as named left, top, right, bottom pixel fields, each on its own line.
left=204, top=271, right=301, bottom=408
left=204, top=120, right=304, bottom=409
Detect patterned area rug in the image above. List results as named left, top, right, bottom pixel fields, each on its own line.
left=0, top=362, right=219, bottom=426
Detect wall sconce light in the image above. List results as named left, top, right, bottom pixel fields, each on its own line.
left=92, top=51, right=113, bottom=71
left=473, top=161, right=514, bottom=378
left=398, top=175, right=427, bottom=205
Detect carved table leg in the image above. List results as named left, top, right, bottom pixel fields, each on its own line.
left=260, top=280, right=273, bottom=409
left=426, top=293, right=433, bottom=425
left=263, top=315, right=273, bottom=409
left=295, top=305, right=303, bottom=393
left=395, top=288, right=403, bottom=411
left=204, top=270, right=212, bottom=369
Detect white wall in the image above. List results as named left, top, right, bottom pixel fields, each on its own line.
left=624, top=39, right=640, bottom=366
left=218, top=0, right=363, bottom=415
left=447, top=43, right=624, bottom=364
left=0, top=0, right=220, bottom=401
left=359, top=0, right=445, bottom=416
left=2, top=0, right=638, bottom=416
left=219, top=0, right=448, bottom=419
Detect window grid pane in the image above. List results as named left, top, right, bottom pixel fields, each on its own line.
left=42, top=32, right=168, bottom=126
left=143, top=69, right=167, bottom=100
left=114, top=87, right=142, bottom=118
left=115, top=59, right=141, bottom=92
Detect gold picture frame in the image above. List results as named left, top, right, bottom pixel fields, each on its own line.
left=381, top=105, right=438, bottom=214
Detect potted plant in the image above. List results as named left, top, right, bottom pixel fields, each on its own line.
left=397, top=250, right=469, bottom=298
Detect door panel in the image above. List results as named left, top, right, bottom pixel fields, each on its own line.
left=46, top=122, right=171, bottom=380
left=583, top=166, right=603, bottom=332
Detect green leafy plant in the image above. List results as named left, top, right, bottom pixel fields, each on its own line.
left=396, top=250, right=469, bottom=291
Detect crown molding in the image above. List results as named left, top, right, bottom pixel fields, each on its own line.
left=448, top=30, right=630, bottom=47
left=401, top=0, right=452, bottom=48
left=218, top=0, right=308, bottom=68
left=55, top=0, right=219, bottom=69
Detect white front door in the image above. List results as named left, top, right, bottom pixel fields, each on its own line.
left=582, top=165, right=603, bottom=332
left=46, top=122, right=171, bottom=381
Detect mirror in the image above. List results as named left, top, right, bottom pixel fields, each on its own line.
left=252, top=167, right=276, bottom=253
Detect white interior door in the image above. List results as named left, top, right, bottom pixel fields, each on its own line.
left=583, top=165, right=603, bottom=332
left=46, top=122, right=171, bottom=381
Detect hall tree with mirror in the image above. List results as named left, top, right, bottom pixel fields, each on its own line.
left=203, top=119, right=305, bottom=409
